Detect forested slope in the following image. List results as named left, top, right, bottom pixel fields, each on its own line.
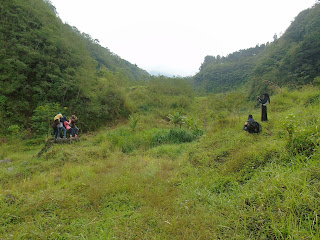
left=193, top=45, right=267, bottom=93
left=249, top=3, right=320, bottom=95
left=193, top=2, right=320, bottom=96
left=0, top=0, right=149, bottom=132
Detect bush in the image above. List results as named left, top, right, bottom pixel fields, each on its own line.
left=31, top=103, right=65, bottom=137
left=8, top=125, right=20, bottom=135
left=152, top=129, right=201, bottom=147
left=167, top=111, right=187, bottom=129
left=105, top=127, right=203, bottom=153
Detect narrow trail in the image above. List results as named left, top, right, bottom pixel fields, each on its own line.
left=196, top=97, right=209, bottom=130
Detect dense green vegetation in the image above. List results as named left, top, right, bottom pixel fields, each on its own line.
left=193, top=3, right=320, bottom=96
left=1, top=0, right=320, bottom=239
left=249, top=3, right=320, bottom=96
left=193, top=44, right=267, bottom=93
left=0, top=0, right=149, bottom=132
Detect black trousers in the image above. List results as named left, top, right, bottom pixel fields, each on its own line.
left=261, top=105, right=268, bottom=121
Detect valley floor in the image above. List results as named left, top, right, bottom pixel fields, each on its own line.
left=1, top=87, right=320, bottom=239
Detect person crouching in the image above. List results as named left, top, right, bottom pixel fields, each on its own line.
left=243, top=114, right=261, bottom=133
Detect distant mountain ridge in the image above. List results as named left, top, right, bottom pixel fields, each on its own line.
left=149, top=70, right=174, bottom=77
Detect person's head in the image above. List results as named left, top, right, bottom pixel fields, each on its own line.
left=71, top=115, right=78, bottom=123
left=248, top=114, right=253, bottom=120
left=62, top=116, right=67, bottom=122
left=263, top=93, right=270, bottom=103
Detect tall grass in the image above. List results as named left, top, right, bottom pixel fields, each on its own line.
left=1, top=86, right=320, bottom=239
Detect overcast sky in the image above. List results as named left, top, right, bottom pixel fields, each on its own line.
left=50, top=0, right=316, bottom=76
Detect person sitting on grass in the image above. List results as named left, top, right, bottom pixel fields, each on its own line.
left=243, top=114, right=261, bottom=133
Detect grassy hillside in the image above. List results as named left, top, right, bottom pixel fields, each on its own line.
left=193, top=3, right=320, bottom=96
left=1, top=86, right=319, bottom=239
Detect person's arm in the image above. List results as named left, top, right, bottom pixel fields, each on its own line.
left=257, top=96, right=262, bottom=103
left=260, top=98, right=268, bottom=104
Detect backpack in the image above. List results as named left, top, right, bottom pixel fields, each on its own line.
left=52, top=119, right=60, bottom=128
left=247, top=120, right=261, bottom=133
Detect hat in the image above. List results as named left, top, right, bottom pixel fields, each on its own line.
left=54, top=113, right=63, bottom=121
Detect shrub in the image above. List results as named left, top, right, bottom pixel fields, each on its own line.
left=8, top=125, right=20, bottom=135
left=31, top=103, right=65, bottom=137
left=167, top=111, right=187, bottom=129
left=151, top=129, right=201, bottom=147
left=106, top=127, right=203, bottom=153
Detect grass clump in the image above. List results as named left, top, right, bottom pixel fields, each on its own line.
left=105, top=127, right=202, bottom=153
left=152, top=128, right=202, bottom=147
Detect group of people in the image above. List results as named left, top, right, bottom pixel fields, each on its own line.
left=53, top=113, right=79, bottom=139
left=244, top=93, right=270, bottom=134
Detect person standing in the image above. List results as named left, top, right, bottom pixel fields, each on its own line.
left=62, top=116, right=74, bottom=138
left=54, top=113, right=66, bottom=139
left=70, top=115, right=79, bottom=138
left=258, top=93, right=270, bottom=121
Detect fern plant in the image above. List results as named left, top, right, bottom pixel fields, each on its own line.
left=167, top=111, right=187, bottom=129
